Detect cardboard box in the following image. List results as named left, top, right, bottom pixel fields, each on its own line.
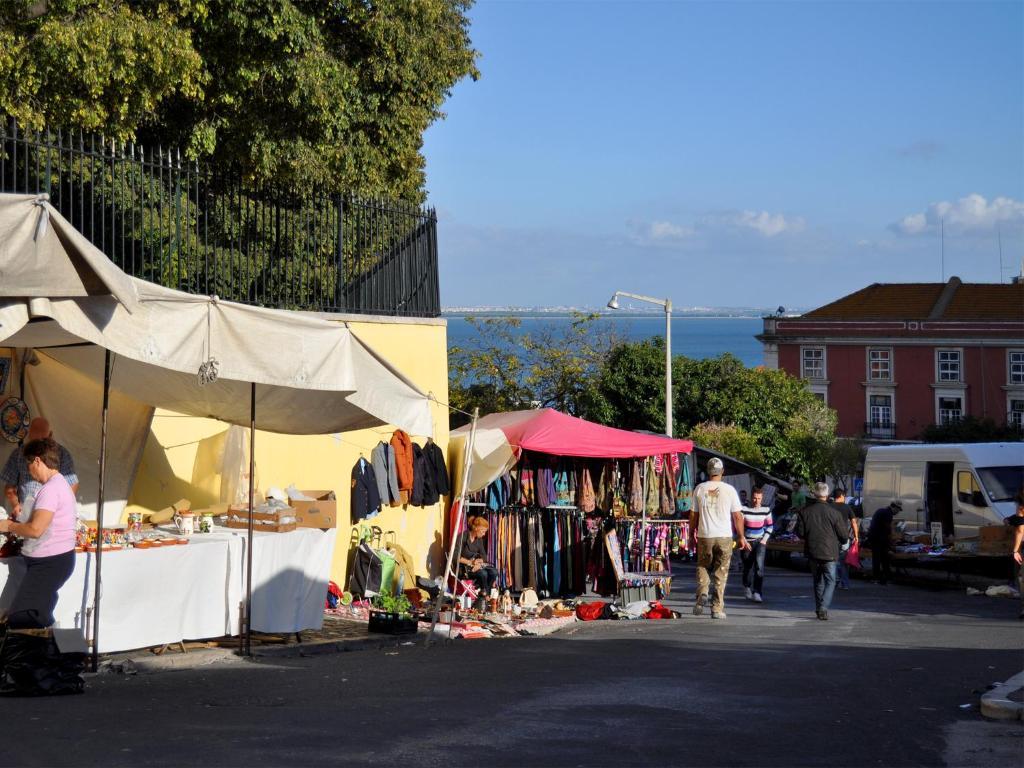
left=979, top=525, right=1013, bottom=543
left=289, top=490, right=338, bottom=529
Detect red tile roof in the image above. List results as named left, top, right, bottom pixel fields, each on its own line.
left=802, top=279, right=1023, bottom=321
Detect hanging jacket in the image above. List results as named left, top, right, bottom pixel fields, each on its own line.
left=410, top=443, right=430, bottom=506
left=371, top=441, right=400, bottom=507
left=420, top=440, right=450, bottom=506
left=390, top=429, right=414, bottom=504
left=351, top=457, right=382, bottom=520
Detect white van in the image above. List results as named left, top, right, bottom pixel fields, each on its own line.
left=862, top=443, right=1024, bottom=537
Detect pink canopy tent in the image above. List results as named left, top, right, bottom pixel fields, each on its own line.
left=449, top=408, right=693, bottom=495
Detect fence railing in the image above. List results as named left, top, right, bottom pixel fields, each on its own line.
left=0, top=117, right=440, bottom=317
left=864, top=421, right=896, bottom=440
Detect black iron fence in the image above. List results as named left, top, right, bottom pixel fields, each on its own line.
left=864, top=421, right=896, bottom=440
left=0, top=117, right=440, bottom=317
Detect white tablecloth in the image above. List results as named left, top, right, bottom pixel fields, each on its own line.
left=0, top=525, right=335, bottom=653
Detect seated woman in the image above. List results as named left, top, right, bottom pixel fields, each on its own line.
left=456, top=517, right=498, bottom=606
left=0, top=438, right=77, bottom=629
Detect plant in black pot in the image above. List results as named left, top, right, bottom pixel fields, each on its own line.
left=368, top=590, right=418, bottom=634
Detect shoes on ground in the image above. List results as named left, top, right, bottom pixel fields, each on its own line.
left=711, top=610, right=727, bottom=620
left=816, top=610, right=829, bottom=621
left=753, top=593, right=763, bottom=603
left=744, top=587, right=753, bottom=601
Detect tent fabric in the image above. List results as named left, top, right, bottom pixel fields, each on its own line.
left=0, top=194, right=433, bottom=437
left=450, top=408, right=693, bottom=494
left=0, top=193, right=138, bottom=311
left=21, top=352, right=153, bottom=521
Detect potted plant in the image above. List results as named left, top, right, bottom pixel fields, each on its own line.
left=368, top=590, right=417, bottom=634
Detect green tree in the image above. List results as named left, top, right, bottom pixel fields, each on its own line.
left=688, top=422, right=765, bottom=467
left=0, top=0, right=479, bottom=199
left=920, top=416, right=1022, bottom=443
left=589, top=344, right=838, bottom=477
left=448, top=313, right=620, bottom=427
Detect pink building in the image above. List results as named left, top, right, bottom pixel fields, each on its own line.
left=758, top=277, right=1024, bottom=441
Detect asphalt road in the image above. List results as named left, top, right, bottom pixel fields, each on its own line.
left=6, top=561, right=1023, bottom=767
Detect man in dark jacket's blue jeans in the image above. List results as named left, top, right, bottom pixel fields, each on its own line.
left=796, top=482, right=849, bottom=621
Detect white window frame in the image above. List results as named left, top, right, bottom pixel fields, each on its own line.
left=1009, top=396, right=1024, bottom=429
left=867, top=347, right=893, bottom=382
left=935, top=348, right=963, bottom=384
left=935, top=389, right=965, bottom=426
left=801, top=346, right=826, bottom=381
left=1009, top=349, right=1024, bottom=385
left=866, top=389, right=895, bottom=438
left=807, top=383, right=828, bottom=404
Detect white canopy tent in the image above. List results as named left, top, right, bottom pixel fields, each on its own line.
left=0, top=192, right=434, bottom=662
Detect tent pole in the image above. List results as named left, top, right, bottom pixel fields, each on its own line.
left=244, top=382, right=255, bottom=656
left=426, top=407, right=479, bottom=647
left=90, top=349, right=111, bottom=672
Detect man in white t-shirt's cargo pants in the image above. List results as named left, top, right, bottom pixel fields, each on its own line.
left=689, top=457, right=749, bottom=619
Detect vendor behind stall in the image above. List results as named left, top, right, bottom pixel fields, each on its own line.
left=457, top=517, right=497, bottom=608
left=0, top=438, right=77, bottom=629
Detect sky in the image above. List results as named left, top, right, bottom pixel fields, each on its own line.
left=421, top=0, right=1024, bottom=310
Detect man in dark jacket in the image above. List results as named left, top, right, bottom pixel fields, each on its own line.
left=868, top=501, right=900, bottom=585
left=796, top=482, right=849, bottom=620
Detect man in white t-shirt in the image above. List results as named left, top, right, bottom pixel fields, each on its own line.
left=689, top=457, right=749, bottom=619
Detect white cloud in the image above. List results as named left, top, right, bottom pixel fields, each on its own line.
left=647, top=220, right=695, bottom=241
left=892, top=194, right=1024, bottom=236
left=629, top=208, right=805, bottom=246
left=725, top=210, right=806, bottom=238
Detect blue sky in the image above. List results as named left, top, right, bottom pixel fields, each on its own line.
left=422, top=0, right=1024, bottom=309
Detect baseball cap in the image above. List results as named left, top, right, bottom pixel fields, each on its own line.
left=890, top=500, right=903, bottom=510
left=706, top=457, right=724, bottom=475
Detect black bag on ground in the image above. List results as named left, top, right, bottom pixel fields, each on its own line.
left=0, top=628, right=85, bottom=696
left=348, top=542, right=383, bottom=599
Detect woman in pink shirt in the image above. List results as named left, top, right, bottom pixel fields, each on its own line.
left=0, top=438, right=77, bottom=629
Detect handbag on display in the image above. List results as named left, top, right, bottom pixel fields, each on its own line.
left=518, top=588, right=539, bottom=608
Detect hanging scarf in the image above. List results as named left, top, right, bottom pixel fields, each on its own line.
left=578, top=467, right=596, bottom=512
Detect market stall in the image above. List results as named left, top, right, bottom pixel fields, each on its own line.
left=448, top=408, right=693, bottom=600
left=0, top=192, right=433, bottom=659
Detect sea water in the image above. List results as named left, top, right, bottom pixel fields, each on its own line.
left=445, top=315, right=765, bottom=368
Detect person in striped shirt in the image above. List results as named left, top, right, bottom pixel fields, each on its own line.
left=741, top=486, right=773, bottom=603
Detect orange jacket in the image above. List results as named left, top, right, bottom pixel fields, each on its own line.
left=390, top=429, right=415, bottom=492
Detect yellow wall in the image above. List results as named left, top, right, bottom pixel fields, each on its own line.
left=124, top=318, right=449, bottom=588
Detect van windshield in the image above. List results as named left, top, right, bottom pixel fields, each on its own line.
left=976, top=466, right=1024, bottom=503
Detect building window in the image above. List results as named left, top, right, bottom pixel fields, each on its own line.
left=936, top=349, right=961, bottom=382
left=1010, top=351, right=1024, bottom=385
left=938, top=395, right=963, bottom=425
left=801, top=347, right=825, bottom=380
left=868, top=348, right=892, bottom=381
left=867, top=393, right=895, bottom=438
left=1010, top=399, right=1024, bottom=430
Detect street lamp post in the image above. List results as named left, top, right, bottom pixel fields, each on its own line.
left=607, top=290, right=673, bottom=437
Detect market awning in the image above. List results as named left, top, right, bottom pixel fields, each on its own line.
left=0, top=193, right=433, bottom=437
left=450, top=408, right=694, bottom=493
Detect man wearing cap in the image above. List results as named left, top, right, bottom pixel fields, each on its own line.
left=868, top=500, right=901, bottom=585
left=689, top=457, right=748, bottom=619
left=795, top=482, right=849, bottom=620
left=2, top=417, right=78, bottom=526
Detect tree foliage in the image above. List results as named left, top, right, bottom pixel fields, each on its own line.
left=920, top=416, right=1022, bottom=444
left=688, top=422, right=765, bottom=467
left=0, top=0, right=479, bottom=199
left=580, top=341, right=839, bottom=478
left=449, top=314, right=620, bottom=427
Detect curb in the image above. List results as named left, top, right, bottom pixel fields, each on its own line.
left=252, top=631, right=441, bottom=658
left=981, top=670, right=1024, bottom=721
left=94, top=648, right=238, bottom=676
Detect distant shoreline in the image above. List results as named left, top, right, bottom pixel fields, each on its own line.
left=442, top=311, right=776, bottom=320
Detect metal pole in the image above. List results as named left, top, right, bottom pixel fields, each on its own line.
left=90, top=349, right=111, bottom=672
left=664, top=299, right=672, bottom=438
left=244, top=382, right=256, bottom=656
left=426, top=407, right=479, bottom=646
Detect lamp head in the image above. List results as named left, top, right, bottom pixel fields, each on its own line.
left=606, top=294, right=620, bottom=310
